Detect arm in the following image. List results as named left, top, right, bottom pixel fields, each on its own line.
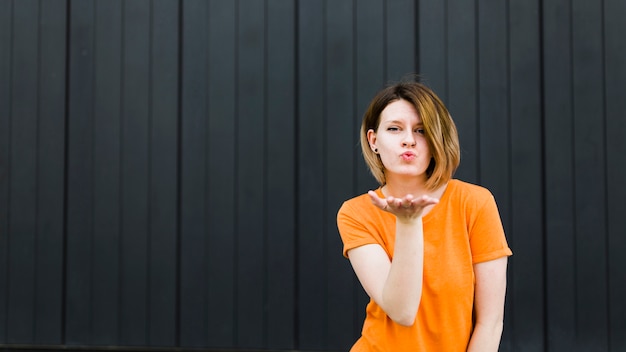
left=346, top=192, right=438, bottom=326
left=467, top=256, right=508, bottom=352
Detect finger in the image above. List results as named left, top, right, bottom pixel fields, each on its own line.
left=411, top=195, right=439, bottom=207
left=368, top=190, right=389, bottom=210
left=402, top=194, right=414, bottom=208
left=422, top=195, right=439, bottom=204
left=389, top=197, right=403, bottom=209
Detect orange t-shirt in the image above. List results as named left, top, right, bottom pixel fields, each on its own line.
left=337, top=179, right=512, bottom=352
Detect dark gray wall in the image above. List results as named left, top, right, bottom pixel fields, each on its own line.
left=1, top=0, right=625, bottom=351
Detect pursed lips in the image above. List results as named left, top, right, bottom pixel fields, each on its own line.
left=400, top=151, right=416, bottom=161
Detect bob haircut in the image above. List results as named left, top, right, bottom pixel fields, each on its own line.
left=360, top=81, right=460, bottom=191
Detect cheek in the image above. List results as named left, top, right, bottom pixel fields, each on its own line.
left=418, top=139, right=432, bottom=157
left=378, top=152, right=392, bottom=166
left=378, top=151, right=398, bottom=170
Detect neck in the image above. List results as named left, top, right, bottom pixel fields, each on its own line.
left=382, top=175, right=429, bottom=197
left=382, top=175, right=448, bottom=199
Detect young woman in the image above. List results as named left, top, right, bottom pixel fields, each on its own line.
left=337, top=81, right=512, bottom=351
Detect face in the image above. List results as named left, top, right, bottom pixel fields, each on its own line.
left=367, top=99, right=432, bottom=183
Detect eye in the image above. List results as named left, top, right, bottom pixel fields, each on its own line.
left=387, top=126, right=400, bottom=132
left=416, top=128, right=425, bottom=134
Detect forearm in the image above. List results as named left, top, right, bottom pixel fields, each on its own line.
left=468, top=257, right=508, bottom=352
left=466, top=321, right=503, bottom=352
left=380, top=218, right=424, bottom=326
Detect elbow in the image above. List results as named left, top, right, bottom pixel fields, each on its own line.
left=381, top=289, right=421, bottom=326
left=389, top=310, right=417, bottom=327
left=394, top=316, right=416, bottom=327
left=474, top=319, right=504, bottom=336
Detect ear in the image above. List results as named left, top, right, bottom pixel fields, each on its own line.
left=367, top=129, right=377, bottom=151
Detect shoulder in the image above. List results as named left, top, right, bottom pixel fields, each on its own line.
left=449, top=179, right=493, bottom=196
left=338, top=191, right=377, bottom=218
left=337, top=189, right=391, bottom=231
left=448, top=179, right=495, bottom=210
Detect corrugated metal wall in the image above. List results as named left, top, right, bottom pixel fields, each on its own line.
left=1, top=0, right=625, bottom=351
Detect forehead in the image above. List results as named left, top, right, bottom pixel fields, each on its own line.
left=379, top=99, right=421, bottom=123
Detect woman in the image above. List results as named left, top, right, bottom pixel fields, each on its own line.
left=337, top=80, right=512, bottom=351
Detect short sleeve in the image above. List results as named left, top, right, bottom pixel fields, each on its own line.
left=337, top=201, right=382, bottom=258
left=468, top=194, right=513, bottom=263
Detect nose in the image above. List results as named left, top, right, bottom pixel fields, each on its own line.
left=402, top=130, right=416, bottom=147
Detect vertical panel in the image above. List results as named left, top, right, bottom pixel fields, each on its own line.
left=355, top=0, right=384, bottom=196
left=119, top=0, right=151, bottom=345
left=91, top=0, right=122, bottom=344
left=508, top=0, right=544, bottom=351
left=297, top=0, right=326, bottom=348
left=34, top=0, right=66, bottom=343
left=266, top=0, right=296, bottom=349
left=326, top=0, right=356, bottom=350
left=386, top=0, right=416, bottom=81
left=148, top=0, right=179, bottom=346
left=0, top=0, right=11, bottom=340
left=180, top=0, right=209, bottom=346
left=206, top=0, right=236, bottom=347
left=542, top=0, right=576, bottom=350
left=66, top=0, right=95, bottom=344
left=7, top=0, right=38, bottom=342
left=447, top=0, right=478, bottom=183
left=236, top=0, right=266, bottom=347
left=605, top=1, right=626, bottom=351
left=476, top=0, right=512, bottom=349
left=572, top=0, right=608, bottom=350
left=477, top=0, right=510, bottom=218
left=418, top=0, right=446, bottom=96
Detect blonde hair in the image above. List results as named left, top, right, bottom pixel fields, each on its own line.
left=360, top=81, right=460, bottom=190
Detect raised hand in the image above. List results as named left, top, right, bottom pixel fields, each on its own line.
left=368, top=191, right=439, bottom=222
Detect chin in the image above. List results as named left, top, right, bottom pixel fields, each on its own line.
left=390, top=170, right=427, bottom=179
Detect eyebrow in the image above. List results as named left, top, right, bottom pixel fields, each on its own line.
left=382, top=119, right=423, bottom=126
